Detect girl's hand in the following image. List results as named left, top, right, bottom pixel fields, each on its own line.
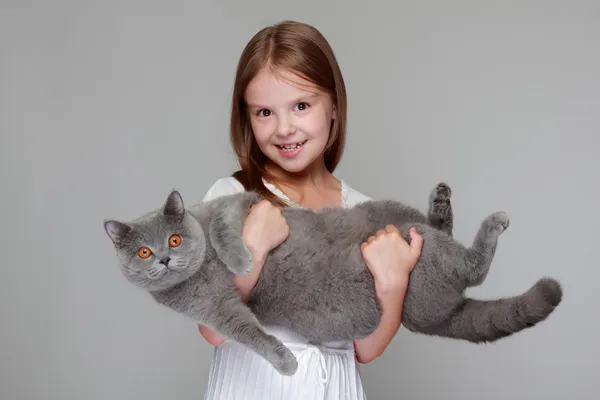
left=241, top=200, right=289, bottom=268
left=354, top=225, right=423, bottom=363
left=360, top=225, right=423, bottom=294
left=234, top=199, right=289, bottom=299
left=198, top=200, right=289, bottom=346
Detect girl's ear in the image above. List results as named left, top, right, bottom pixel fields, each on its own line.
left=332, top=104, right=337, bottom=119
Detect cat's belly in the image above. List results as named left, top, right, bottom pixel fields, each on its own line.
left=247, top=242, right=381, bottom=341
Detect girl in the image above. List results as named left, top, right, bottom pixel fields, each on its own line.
left=198, top=20, right=423, bottom=400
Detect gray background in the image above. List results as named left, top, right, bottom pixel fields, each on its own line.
left=2, top=1, right=598, bottom=399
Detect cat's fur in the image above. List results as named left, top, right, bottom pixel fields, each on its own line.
left=104, top=183, right=562, bottom=376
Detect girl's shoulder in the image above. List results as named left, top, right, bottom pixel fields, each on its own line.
left=202, top=176, right=245, bottom=202
left=340, top=180, right=372, bottom=207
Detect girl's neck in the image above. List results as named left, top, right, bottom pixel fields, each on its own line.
left=264, top=159, right=342, bottom=209
left=265, top=158, right=334, bottom=187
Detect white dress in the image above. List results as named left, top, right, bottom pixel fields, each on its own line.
left=201, top=177, right=372, bottom=400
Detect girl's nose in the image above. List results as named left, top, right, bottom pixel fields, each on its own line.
left=276, top=115, right=295, bottom=136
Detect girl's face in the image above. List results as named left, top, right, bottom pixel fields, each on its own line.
left=245, top=67, right=336, bottom=175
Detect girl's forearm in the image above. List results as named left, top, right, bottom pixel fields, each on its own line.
left=235, top=252, right=266, bottom=302
left=353, top=278, right=409, bottom=364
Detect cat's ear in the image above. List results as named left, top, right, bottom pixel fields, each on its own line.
left=163, top=190, right=185, bottom=217
left=104, top=220, right=131, bottom=245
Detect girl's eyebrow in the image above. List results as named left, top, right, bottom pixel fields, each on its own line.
left=247, top=93, right=320, bottom=109
left=246, top=102, right=267, bottom=109
left=292, top=93, right=319, bottom=103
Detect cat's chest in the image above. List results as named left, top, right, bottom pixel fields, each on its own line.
left=150, top=273, right=220, bottom=310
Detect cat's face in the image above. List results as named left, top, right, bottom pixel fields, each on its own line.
left=104, top=190, right=206, bottom=291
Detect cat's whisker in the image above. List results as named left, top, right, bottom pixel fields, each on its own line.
left=172, top=262, right=187, bottom=270
left=146, top=264, right=166, bottom=280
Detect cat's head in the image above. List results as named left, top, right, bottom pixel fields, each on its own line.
left=104, top=190, right=206, bottom=291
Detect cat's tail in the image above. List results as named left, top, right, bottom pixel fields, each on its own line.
left=432, top=277, right=563, bottom=343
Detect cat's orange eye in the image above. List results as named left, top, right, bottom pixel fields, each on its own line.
left=169, top=235, right=181, bottom=247
left=138, top=247, right=152, bottom=259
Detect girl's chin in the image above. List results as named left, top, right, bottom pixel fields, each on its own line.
left=269, top=157, right=322, bottom=175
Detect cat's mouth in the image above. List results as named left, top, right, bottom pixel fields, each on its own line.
left=166, top=265, right=186, bottom=273
left=146, top=261, right=188, bottom=280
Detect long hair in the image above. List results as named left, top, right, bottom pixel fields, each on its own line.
left=229, top=20, right=347, bottom=206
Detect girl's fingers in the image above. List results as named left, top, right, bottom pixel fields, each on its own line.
left=409, top=227, right=424, bottom=255
left=384, top=224, right=399, bottom=234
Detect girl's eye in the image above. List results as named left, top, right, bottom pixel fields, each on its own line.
left=257, top=109, right=271, bottom=117
left=294, top=102, right=309, bottom=111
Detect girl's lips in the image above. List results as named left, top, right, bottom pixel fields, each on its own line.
left=275, top=140, right=307, bottom=158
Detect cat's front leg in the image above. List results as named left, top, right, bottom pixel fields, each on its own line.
left=204, top=297, right=298, bottom=376
left=428, top=182, right=454, bottom=236
left=209, top=192, right=260, bottom=276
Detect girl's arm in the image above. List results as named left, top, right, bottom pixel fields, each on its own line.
left=198, top=325, right=227, bottom=346
left=353, top=225, right=423, bottom=363
left=353, top=279, right=408, bottom=363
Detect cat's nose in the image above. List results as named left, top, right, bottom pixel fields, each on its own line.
left=159, top=257, right=171, bottom=266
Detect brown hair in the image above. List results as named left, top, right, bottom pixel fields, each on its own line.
left=229, top=20, right=348, bottom=207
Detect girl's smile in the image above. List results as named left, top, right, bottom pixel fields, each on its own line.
left=275, top=139, right=308, bottom=157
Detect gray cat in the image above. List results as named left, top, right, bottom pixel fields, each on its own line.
left=103, top=183, right=562, bottom=376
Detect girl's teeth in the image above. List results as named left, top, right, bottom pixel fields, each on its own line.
left=279, top=140, right=307, bottom=151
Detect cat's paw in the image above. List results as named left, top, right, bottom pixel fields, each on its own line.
left=429, top=182, right=452, bottom=211
left=428, top=183, right=453, bottom=229
left=270, top=343, right=298, bottom=376
left=231, top=245, right=253, bottom=276
left=484, top=211, right=510, bottom=234
left=433, top=182, right=452, bottom=201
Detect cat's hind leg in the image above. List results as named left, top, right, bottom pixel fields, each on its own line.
left=464, top=211, right=509, bottom=286
left=428, top=182, right=454, bottom=236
